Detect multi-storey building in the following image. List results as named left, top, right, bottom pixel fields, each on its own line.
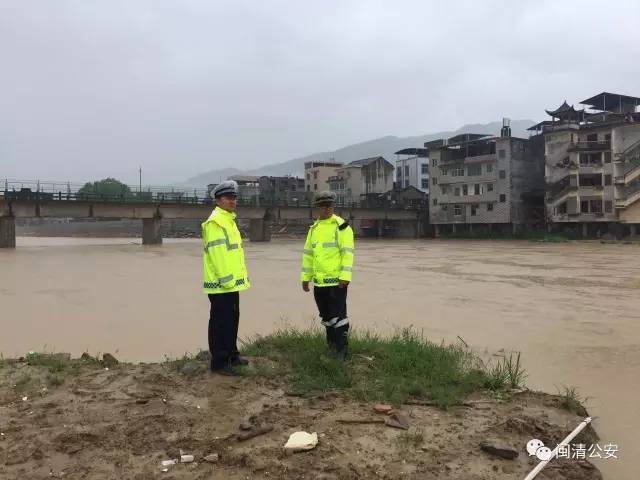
left=394, top=148, right=429, bottom=193
left=327, top=156, right=394, bottom=205
left=258, top=175, right=306, bottom=203
left=304, top=160, right=343, bottom=194
left=532, top=92, right=640, bottom=235
left=428, top=120, right=545, bottom=234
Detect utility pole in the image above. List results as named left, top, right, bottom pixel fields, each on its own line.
left=139, top=166, right=142, bottom=192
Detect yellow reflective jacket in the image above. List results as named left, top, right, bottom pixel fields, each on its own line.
left=301, top=214, right=355, bottom=287
left=202, top=207, right=250, bottom=294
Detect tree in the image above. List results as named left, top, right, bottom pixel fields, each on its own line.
left=77, top=178, right=132, bottom=199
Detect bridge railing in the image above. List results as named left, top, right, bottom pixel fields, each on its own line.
left=1, top=179, right=425, bottom=210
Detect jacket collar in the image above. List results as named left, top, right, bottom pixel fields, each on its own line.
left=206, top=206, right=236, bottom=224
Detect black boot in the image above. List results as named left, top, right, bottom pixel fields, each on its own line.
left=325, top=326, right=337, bottom=352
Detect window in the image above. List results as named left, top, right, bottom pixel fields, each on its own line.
left=306, top=173, right=310, bottom=180
left=433, top=198, right=438, bottom=206
left=422, top=178, right=429, bottom=189
left=396, top=167, right=402, bottom=179
left=474, top=184, right=480, bottom=195
left=454, top=205, right=462, bottom=216
left=471, top=204, right=479, bottom=216
left=486, top=163, right=493, bottom=173
left=462, top=185, right=468, bottom=195
left=313, top=171, right=318, bottom=179
left=487, top=183, right=494, bottom=192
left=306, top=185, right=310, bottom=192
left=487, top=203, right=494, bottom=211
left=441, top=167, right=448, bottom=176
left=442, top=204, right=448, bottom=211
left=498, top=149, right=506, bottom=159
left=440, top=185, right=448, bottom=195
left=604, top=151, right=612, bottom=163
left=467, top=164, right=482, bottom=176
left=314, top=184, right=318, bottom=190
left=499, top=194, right=506, bottom=203
left=586, top=133, right=598, bottom=142
left=605, top=133, right=612, bottom=142
left=499, top=170, right=506, bottom=179
left=432, top=177, right=438, bottom=185
left=423, top=163, right=430, bottom=173
left=405, top=165, right=410, bottom=176
left=454, top=187, right=460, bottom=196
left=605, top=174, right=612, bottom=186
left=590, top=200, right=602, bottom=213
left=605, top=201, right=612, bottom=213
left=451, top=166, right=465, bottom=177
left=580, top=153, right=602, bottom=165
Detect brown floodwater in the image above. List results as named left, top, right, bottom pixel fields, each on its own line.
left=1, top=236, right=638, bottom=478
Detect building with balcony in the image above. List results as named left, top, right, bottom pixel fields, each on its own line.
left=258, top=175, right=307, bottom=204
left=326, top=156, right=394, bottom=205
left=304, top=160, right=343, bottom=194
left=428, top=120, right=545, bottom=234
left=394, top=148, right=429, bottom=193
left=534, top=92, right=640, bottom=234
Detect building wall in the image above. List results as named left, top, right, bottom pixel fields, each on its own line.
left=305, top=165, right=341, bottom=194
left=510, top=135, right=545, bottom=224
left=395, top=156, right=429, bottom=192
left=361, top=158, right=394, bottom=196
left=545, top=124, right=640, bottom=223
left=429, top=148, right=510, bottom=224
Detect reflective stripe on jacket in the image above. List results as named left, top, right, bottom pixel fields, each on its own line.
left=301, top=214, right=354, bottom=287
left=202, top=207, right=250, bottom=294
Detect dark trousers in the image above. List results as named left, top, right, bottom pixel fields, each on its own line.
left=313, top=286, right=349, bottom=351
left=208, top=292, right=240, bottom=370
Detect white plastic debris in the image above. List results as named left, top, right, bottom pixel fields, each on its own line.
left=180, top=454, right=194, bottom=463
left=284, top=431, right=318, bottom=452
left=161, top=468, right=168, bottom=473
left=22, top=396, right=28, bottom=402
left=104, top=367, right=109, bottom=371
left=160, top=459, right=177, bottom=467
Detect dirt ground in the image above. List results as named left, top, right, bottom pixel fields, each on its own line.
left=0, top=357, right=603, bottom=480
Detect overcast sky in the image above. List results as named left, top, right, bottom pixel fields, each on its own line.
left=1, top=0, right=639, bottom=185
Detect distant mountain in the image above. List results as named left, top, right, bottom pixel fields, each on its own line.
left=183, top=119, right=535, bottom=186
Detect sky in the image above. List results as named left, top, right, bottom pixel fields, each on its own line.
left=1, top=0, right=639, bottom=185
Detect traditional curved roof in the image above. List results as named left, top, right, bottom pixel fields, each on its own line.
left=545, top=101, right=579, bottom=117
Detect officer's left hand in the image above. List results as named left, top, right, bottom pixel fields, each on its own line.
left=338, top=280, right=349, bottom=288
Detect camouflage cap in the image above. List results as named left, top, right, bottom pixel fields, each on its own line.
left=314, top=191, right=337, bottom=206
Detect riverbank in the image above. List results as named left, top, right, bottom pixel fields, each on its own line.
left=0, top=329, right=603, bottom=479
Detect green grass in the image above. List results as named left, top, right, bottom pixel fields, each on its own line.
left=242, top=327, right=524, bottom=408
left=557, top=385, right=588, bottom=416
left=484, top=352, right=527, bottom=391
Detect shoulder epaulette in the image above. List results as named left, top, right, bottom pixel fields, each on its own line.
left=338, top=221, right=350, bottom=231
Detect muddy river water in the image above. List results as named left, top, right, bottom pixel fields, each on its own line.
left=1, top=237, right=638, bottom=478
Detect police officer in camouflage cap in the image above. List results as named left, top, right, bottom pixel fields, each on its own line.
left=201, top=179, right=250, bottom=375
left=301, top=191, right=355, bottom=360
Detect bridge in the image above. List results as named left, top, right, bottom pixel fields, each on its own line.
left=0, top=180, right=428, bottom=248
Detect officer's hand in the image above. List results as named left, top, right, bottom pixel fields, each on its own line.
left=338, top=280, right=349, bottom=288
left=302, top=281, right=310, bottom=292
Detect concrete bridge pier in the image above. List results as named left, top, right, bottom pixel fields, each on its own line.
left=142, top=217, right=162, bottom=245
left=0, top=216, right=16, bottom=248
left=249, top=218, right=271, bottom=242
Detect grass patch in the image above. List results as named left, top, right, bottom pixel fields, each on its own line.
left=484, top=352, right=527, bottom=391
left=557, top=385, right=588, bottom=416
left=25, top=352, right=70, bottom=373
left=243, top=327, right=524, bottom=408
